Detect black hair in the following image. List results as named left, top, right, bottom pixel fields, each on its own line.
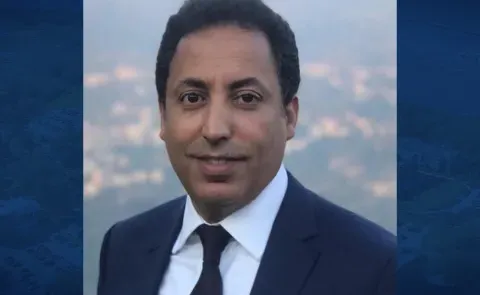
left=155, top=0, right=300, bottom=106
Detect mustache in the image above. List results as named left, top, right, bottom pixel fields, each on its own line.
left=186, top=142, right=249, bottom=159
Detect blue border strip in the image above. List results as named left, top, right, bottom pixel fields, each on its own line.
left=398, top=0, right=480, bottom=293
left=0, top=1, right=83, bottom=294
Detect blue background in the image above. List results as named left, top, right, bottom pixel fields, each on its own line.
left=0, top=0, right=83, bottom=294
left=398, top=0, right=480, bottom=294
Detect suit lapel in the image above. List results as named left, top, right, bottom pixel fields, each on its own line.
left=133, top=197, right=186, bottom=295
left=250, top=173, right=322, bottom=295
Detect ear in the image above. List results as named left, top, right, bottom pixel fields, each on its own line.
left=285, top=96, right=299, bottom=141
left=159, top=102, right=166, bottom=140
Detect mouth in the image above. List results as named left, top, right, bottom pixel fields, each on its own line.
left=190, top=154, right=248, bottom=162
left=189, top=154, right=248, bottom=176
left=198, top=158, right=230, bottom=165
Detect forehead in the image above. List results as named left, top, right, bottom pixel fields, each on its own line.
left=167, top=25, right=278, bottom=88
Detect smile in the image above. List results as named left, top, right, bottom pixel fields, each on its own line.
left=191, top=155, right=247, bottom=176
left=202, top=158, right=228, bottom=165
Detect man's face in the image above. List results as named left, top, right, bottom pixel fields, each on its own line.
left=160, top=25, right=298, bottom=213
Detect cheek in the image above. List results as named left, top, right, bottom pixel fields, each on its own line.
left=164, top=113, right=203, bottom=144
left=234, top=111, right=285, bottom=151
left=234, top=112, right=265, bottom=139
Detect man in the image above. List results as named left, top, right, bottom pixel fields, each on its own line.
left=97, top=0, right=396, bottom=294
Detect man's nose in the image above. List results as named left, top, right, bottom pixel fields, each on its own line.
left=201, top=100, right=233, bottom=144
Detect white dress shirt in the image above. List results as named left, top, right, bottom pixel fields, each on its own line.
left=158, top=164, right=288, bottom=295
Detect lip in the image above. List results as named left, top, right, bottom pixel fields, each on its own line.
left=191, top=156, right=247, bottom=176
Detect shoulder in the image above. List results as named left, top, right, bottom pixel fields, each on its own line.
left=297, top=185, right=396, bottom=291
left=302, top=185, right=396, bottom=261
left=97, top=195, right=186, bottom=290
left=104, top=195, right=186, bottom=244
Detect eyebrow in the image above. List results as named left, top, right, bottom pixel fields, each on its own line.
left=174, top=77, right=269, bottom=94
left=228, top=77, right=267, bottom=93
left=176, top=78, right=208, bottom=92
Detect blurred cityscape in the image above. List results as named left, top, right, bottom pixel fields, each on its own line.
left=83, top=0, right=396, bottom=294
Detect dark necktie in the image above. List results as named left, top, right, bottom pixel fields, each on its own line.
left=190, top=224, right=231, bottom=295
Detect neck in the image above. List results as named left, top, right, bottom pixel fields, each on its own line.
left=192, top=199, right=243, bottom=224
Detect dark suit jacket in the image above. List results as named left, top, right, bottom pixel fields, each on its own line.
left=97, top=172, right=396, bottom=295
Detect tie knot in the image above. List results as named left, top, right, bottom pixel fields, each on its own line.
left=196, top=224, right=231, bottom=265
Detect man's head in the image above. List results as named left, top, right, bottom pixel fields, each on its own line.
left=155, top=0, right=300, bottom=221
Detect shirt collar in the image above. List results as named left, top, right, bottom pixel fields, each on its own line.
left=172, top=163, right=288, bottom=261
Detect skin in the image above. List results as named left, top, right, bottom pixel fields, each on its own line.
left=159, top=25, right=299, bottom=223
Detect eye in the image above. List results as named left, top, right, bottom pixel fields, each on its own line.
left=234, top=92, right=261, bottom=105
left=179, top=92, right=205, bottom=105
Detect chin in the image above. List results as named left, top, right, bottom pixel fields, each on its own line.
left=193, top=182, right=242, bottom=202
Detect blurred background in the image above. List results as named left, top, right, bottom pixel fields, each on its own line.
left=83, top=0, right=396, bottom=294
